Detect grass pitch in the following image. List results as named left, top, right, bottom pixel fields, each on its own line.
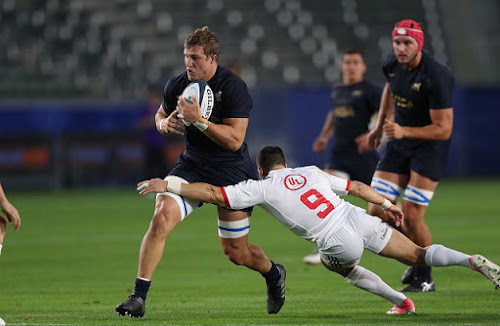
left=0, top=179, right=499, bottom=325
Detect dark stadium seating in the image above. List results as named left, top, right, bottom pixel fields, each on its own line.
left=0, top=0, right=442, bottom=99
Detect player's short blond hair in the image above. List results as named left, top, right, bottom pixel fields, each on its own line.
left=184, top=26, right=219, bottom=58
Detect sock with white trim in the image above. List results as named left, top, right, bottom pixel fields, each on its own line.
left=346, top=265, right=407, bottom=306
left=425, top=244, right=471, bottom=269
left=133, top=277, right=151, bottom=301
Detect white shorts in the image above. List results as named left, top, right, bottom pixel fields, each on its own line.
left=318, top=207, right=393, bottom=270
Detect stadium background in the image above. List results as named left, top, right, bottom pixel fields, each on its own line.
left=1, top=1, right=500, bottom=325
left=1, top=0, right=499, bottom=188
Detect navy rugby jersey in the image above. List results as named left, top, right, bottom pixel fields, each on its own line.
left=331, top=80, right=382, bottom=150
left=382, top=51, right=454, bottom=128
left=162, top=66, right=253, bottom=165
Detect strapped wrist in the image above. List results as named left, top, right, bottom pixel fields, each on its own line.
left=158, top=118, right=167, bottom=132
left=166, top=179, right=182, bottom=194
left=194, top=117, right=210, bottom=132
left=378, top=198, right=392, bottom=210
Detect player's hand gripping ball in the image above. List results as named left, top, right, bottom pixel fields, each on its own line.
left=180, top=81, right=214, bottom=126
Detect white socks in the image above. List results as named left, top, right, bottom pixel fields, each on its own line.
left=346, top=265, right=406, bottom=306
left=425, top=244, right=472, bottom=268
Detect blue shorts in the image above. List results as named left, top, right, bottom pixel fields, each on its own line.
left=325, top=148, right=378, bottom=185
left=168, top=153, right=258, bottom=211
left=376, top=139, right=450, bottom=181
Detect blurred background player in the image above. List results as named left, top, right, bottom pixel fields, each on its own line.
left=116, top=26, right=286, bottom=318
left=137, top=145, right=500, bottom=315
left=367, top=19, right=454, bottom=292
left=304, top=49, right=382, bottom=265
left=137, top=86, right=168, bottom=179
left=0, top=181, right=21, bottom=255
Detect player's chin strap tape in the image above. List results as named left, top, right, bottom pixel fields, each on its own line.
left=403, top=186, right=434, bottom=206
left=370, top=178, right=403, bottom=202
left=218, top=218, right=250, bottom=239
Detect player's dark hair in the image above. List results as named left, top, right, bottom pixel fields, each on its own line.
left=257, top=146, right=286, bottom=175
left=342, top=48, right=365, bottom=60
left=185, top=26, right=219, bottom=57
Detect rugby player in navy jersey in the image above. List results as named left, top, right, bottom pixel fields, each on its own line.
left=367, top=20, right=454, bottom=292
left=304, top=49, right=382, bottom=265
left=116, top=26, right=286, bottom=318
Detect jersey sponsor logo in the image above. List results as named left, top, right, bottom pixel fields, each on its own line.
left=388, top=73, right=396, bottom=77
left=334, top=105, right=355, bottom=118
left=352, top=90, right=362, bottom=97
left=284, top=174, right=307, bottom=191
left=411, top=82, right=422, bottom=92
left=390, top=93, right=414, bottom=109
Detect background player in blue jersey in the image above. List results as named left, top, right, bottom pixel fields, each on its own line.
left=304, top=49, right=382, bottom=265
left=367, top=20, right=454, bottom=292
left=116, top=26, right=286, bottom=317
left=0, top=180, right=21, bottom=255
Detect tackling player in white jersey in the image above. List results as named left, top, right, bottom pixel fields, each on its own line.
left=137, top=146, right=500, bottom=314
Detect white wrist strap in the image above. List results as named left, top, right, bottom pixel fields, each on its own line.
left=158, top=118, right=167, bottom=132
left=194, top=117, right=210, bottom=132
left=378, top=198, right=392, bottom=210
left=167, top=179, right=182, bottom=195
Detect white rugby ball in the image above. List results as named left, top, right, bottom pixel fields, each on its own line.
left=0, top=316, right=6, bottom=326
left=180, top=81, right=214, bottom=126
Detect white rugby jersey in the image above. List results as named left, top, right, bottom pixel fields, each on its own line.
left=221, top=166, right=352, bottom=243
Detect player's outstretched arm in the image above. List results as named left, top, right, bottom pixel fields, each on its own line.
left=368, top=83, right=393, bottom=148
left=313, top=111, right=334, bottom=152
left=137, top=179, right=228, bottom=207
left=348, top=181, right=403, bottom=227
left=0, top=182, right=20, bottom=231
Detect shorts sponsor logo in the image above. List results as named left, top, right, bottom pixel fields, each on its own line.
left=380, top=226, right=389, bottom=240
left=284, top=174, right=307, bottom=191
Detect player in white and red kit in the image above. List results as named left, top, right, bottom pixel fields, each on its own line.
left=137, top=146, right=500, bottom=315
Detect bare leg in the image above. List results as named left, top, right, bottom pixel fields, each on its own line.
left=368, top=171, right=408, bottom=222
left=218, top=207, right=271, bottom=273
left=138, top=195, right=182, bottom=279
left=379, top=228, right=426, bottom=266
left=400, top=170, right=438, bottom=247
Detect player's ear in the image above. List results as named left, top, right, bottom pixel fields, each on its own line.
left=258, top=166, right=264, bottom=178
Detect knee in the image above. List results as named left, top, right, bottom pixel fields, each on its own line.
left=221, top=242, right=248, bottom=266
left=410, top=247, right=427, bottom=266
left=149, top=206, right=180, bottom=238
left=403, top=203, right=426, bottom=227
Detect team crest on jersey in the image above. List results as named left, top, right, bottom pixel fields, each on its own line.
left=284, top=174, right=307, bottom=191
left=352, top=90, right=362, bottom=97
left=215, top=91, right=222, bottom=102
left=411, top=82, right=422, bottom=91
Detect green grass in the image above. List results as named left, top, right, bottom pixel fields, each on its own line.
left=0, top=179, right=499, bottom=325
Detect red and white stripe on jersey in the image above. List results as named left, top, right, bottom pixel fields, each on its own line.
left=220, top=187, right=230, bottom=207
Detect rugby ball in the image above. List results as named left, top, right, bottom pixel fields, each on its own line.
left=0, top=317, right=5, bottom=326
left=180, top=81, right=214, bottom=126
